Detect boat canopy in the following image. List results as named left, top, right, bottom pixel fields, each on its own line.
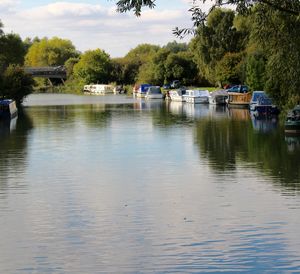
left=251, top=91, right=266, bottom=102
left=139, top=84, right=152, bottom=93
left=147, top=86, right=162, bottom=94
left=211, top=89, right=228, bottom=97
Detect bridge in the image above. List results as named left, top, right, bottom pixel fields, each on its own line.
left=24, top=66, right=67, bottom=85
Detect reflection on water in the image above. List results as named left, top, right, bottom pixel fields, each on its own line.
left=1, top=94, right=300, bottom=273
left=251, top=113, right=279, bottom=133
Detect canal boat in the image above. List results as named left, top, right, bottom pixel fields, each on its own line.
left=145, top=86, right=164, bottom=99
left=136, top=84, right=152, bottom=98
left=227, top=92, right=252, bottom=108
left=168, top=88, right=186, bottom=102
left=285, top=105, right=300, bottom=134
left=89, top=84, right=114, bottom=95
left=209, top=89, right=228, bottom=105
left=0, top=99, right=18, bottom=119
left=250, top=91, right=279, bottom=116
left=183, top=89, right=210, bottom=104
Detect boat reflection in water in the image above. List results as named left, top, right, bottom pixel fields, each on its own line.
left=250, top=113, right=279, bottom=133
left=285, top=135, right=300, bottom=152
left=228, top=107, right=250, bottom=121
left=0, top=116, right=17, bottom=137
left=182, top=103, right=210, bottom=119
left=133, top=98, right=165, bottom=111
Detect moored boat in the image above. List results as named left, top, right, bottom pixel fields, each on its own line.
left=227, top=92, right=252, bottom=108
left=168, top=88, right=186, bottom=102
left=145, top=86, right=164, bottom=99
left=136, top=84, right=152, bottom=98
left=0, top=99, right=18, bottom=119
left=183, top=89, right=210, bottom=104
left=209, top=89, right=228, bottom=105
left=285, top=105, right=300, bottom=134
left=250, top=91, right=279, bottom=116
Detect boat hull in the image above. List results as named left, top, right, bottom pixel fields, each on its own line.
left=185, top=96, right=209, bottom=104
left=285, top=122, right=300, bottom=134
left=0, top=100, right=18, bottom=119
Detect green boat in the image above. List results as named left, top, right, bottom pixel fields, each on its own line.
left=285, top=105, right=300, bottom=134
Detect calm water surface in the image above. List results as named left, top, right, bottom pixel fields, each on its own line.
left=1, top=94, right=300, bottom=273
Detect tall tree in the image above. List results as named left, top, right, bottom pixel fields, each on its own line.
left=1, top=65, right=34, bottom=104
left=190, top=8, right=247, bottom=84
left=25, top=37, right=79, bottom=67
left=73, top=49, right=112, bottom=84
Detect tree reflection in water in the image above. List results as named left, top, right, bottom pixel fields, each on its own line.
left=194, top=108, right=300, bottom=190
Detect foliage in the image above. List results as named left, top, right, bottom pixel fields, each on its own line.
left=216, top=52, right=245, bottom=85
left=25, top=37, right=79, bottom=67
left=1, top=65, right=34, bottom=103
left=163, top=41, right=188, bottom=53
left=164, top=52, right=198, bottom=85
left=249, top=4, right=300, bottom=107
left=73, top=49, right=112, bottom=84
left=191, top=8, right=247, bottom=84
left=0, top=33, right=26, bottom=72
left=113, top=44, right=160, bottom=84
left=64, top=57, right=80, bottom=78
left=245, top=51, right=266, bottom=91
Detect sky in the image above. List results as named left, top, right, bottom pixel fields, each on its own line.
left=0, top=0, right=213, bottom=57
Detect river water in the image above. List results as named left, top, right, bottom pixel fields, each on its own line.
left=1, top=94, right=300, bottom=273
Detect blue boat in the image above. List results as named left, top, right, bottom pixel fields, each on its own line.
left=0, top=99, right=18, bottom=119
left=250, top=91, right=279, bottom=116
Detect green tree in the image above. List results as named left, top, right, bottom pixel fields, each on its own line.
left=164, top=52, right=198, bottom=85
left=249, top=4, right=300, bottom=106
left=64, top=57, right=80, bottom=78
left=73, top=49, right=112, bottom=84
left=0, top=33, right=26, bottom=71
left=117, top=44, right=160, bottom=84
left=25, top=37, right=79, bottom=67
left=216, top=52, right=245, bottom=85
left=190, top=8, right=247, bottom=84
left=245, top=52, right=266, bottom=91
left=1, top=65, right=34, bottom=103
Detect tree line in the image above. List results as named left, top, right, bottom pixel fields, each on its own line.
left=1, top=0, right=300, bottom=108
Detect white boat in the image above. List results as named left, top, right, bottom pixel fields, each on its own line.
left=209, top=89, right=228, bottom=105
left=183, top=89, right=210, bottom=104
left=145, top=86, right=164, bottom=99
left=169, top=88, right=186, bottom=102
left=87, top=84, right=114, bottom=95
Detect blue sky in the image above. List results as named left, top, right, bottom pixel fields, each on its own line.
left=0, top=0, right=212, bottom=57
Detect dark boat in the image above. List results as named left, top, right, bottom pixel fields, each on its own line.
left=0, top=99, right=18, bottom=119
left=250, top=91, right=279, bottom=117
left=285, top=105, right=300, bottom=134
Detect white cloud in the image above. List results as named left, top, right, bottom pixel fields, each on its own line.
left=1, top=1, right=192, bottom=57
left=0, top=0, right=20, bottom=13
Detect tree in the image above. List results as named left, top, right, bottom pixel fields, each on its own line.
left=1, top=65, right=34, bottom=104
left=117, top=44, right=160, bottom=84
left=190, top=8, right=247, bottom=84
left=215, top=52, right=245, bottom=86
left=248, top=4, right=300, bottom=106
left=73, top=49, right=112, bottom=84
left=113, top=1, right=300, bottom=36
left=164, top=52, right=198, bottom=85
left=25, top=37, right=79, bottom=67
left=245, top=52, right=266, bottom=91
left=0, top=33, right=26, bottom=68
left=0, top=20, right=3, bottom=36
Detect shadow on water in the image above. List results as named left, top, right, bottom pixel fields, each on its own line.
left=0, top=112, right=33, bottom=194
left=194, top=107, right=300, bottom=191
